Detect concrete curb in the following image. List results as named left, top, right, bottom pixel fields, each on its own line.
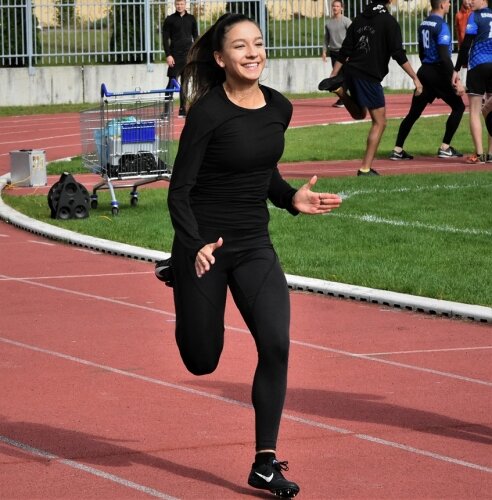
left=1, top=174, right=490, bottom=324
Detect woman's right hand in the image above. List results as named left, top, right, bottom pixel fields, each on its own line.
left=195, top=237, right=223, bottom=278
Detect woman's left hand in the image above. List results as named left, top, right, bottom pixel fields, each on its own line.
left=292, top=175, right=342, bottom=214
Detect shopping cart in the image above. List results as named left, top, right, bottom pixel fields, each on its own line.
left=80, top=81, right=179, bottom=215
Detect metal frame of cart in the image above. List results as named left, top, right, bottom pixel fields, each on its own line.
left=80, top=81, right=179, bottom=215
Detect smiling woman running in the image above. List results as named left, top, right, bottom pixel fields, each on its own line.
left=166, top=13, right=342, bottom=497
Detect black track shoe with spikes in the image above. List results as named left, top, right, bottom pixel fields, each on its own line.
left=248, top=458, right=300, bottom=498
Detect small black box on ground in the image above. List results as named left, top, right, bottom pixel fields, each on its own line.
left=48, top=172, right=90, bottom=220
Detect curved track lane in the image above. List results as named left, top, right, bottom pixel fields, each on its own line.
left=0, top=94, right=491, bottom=499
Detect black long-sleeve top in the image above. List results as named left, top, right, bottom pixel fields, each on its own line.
left=167, top=85, right=298, bottom=255
left=338, top=0, right=408, bottom=82
left=162, top=11, right=198, bottom=57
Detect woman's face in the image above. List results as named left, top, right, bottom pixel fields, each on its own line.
left=214, top=21, right=266, bottom=84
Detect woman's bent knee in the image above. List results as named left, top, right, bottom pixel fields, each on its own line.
left=179, top=350, right=221, bottom=375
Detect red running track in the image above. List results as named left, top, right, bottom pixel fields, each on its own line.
left=0, top=94, right=491, bottom=498
left=0, top=93, right=478, bottom=177
left=0, top=222, right=491, bottom=499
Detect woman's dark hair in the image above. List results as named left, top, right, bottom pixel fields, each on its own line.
left=181, top=13, right=260, bottom=108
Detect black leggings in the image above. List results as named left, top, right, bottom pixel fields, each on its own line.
left=166, top=54, right=187, bottom=109
left=396, top=65, right=465, bottom=148
left=171, top=235, right=290, bottom=451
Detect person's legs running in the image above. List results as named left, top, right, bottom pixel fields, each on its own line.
left=334, top=87, right=366, bottom=119
left=466, top=65, right=488, bottom=162
left=229, top=247, right=290, bottom=452
left=468, top=94, right=485, bottom=161
left=171, top=237, right=228, bottom=375
left=390, top=90, right=429, bottom=159
left=166, top=55, right=187, bottom=116
left=348, top=77, right=387, bottom=175
left=483, top=94, right=492, bottom=135
left=318, top=72, right=366, bottom=118
left=360, top=106, right=386, bottom=175
left=164, top=77, right=175, bottom=116
left=330, top=52, right=344, bottom=107
left=178, top=81, right=186, bottom=115
left=484, top=94, right=492, bottom=160
left=229, top=247, right=299, bottom=497
left=483, top=65, right=492, bottom=159
left=439, top=91, right=465, bottom=153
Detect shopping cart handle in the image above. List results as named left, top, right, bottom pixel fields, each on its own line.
left=167, top=78, right=181, bottom=92
left=101, top=81, right=181, bottom=98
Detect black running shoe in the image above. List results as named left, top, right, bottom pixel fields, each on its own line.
left=248, top=458, right=300, bottom=498
left=357, top=168, right=380, bottom=176
left=318, top=74, right=344, bottom=92
left=154, top=258, right=174, bottom=287
left=437, top=146, right=463, bottom=158
left=389, top=149, right=414, bottom=160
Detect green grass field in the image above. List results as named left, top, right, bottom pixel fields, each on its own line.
left=2, top=99, right=491, bottom=307
left=4, top=170, right=491, bottom=307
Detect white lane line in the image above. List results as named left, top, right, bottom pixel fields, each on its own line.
left=28, top=240, right=56, bottom=246
left=293, top=339, right=492, bottom=387
left=0, top=233, right=9, bottom=237
left=338, top=183, right=490, bottom=200
left=74, top=248, right=102, bottom=254
left=0, top=133, right=80, bottom=146
left=0, top=435, right=179, bottom=500
left=0, top=271, right=153, bottom=281
left=364, top=346, right=492, bottom=356
left=1, top=274, right=490, bottom=386
left=0, top=274, right=175, bottom=318
left=354, top=434, right=492, bottom=474
left=330, top=213, right=492, bottom=237
left=269, top=202, right=492, bottom=237
left=1, top=337, right=491, bottom=475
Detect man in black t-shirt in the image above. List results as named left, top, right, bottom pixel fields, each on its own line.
left=162, top=0, right=198, bottom=117
left=319, top=0, right=422, bottom=176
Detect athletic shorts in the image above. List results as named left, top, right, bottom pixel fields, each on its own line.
left=344, top=73, right=385, bottom=110
left=466, top=63, right=492, bottom=96
left=417, top=64, right=457, bottom=103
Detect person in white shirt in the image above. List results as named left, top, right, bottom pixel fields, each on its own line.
left=322, top=0, right=351, bottom=107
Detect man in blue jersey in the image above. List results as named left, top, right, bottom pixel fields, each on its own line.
left=389, top=0, right=466, bottom=160
left=453, top=0, right=492, bottom=163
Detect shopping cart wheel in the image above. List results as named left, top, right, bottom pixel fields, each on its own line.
left=112, top=206, right=119, bottom=216
left=130, top=191, right=138, bottom=207
left=90, top=194, right=98, bottom=209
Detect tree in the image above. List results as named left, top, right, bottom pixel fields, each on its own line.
left=110, top=2, right=152, bottom=64
left=0, top=0, right=40, bottom=67
left=55, top=0, right=76, bottom=28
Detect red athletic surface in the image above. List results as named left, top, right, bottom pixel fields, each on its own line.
left=1, top=93, right=490, bottom=178
left=0, top=95, right=491, bottom=499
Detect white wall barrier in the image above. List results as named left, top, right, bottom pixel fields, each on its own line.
left=0, top=55, right=428, bottom=107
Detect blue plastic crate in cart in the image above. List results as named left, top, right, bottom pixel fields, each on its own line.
left=121, top=121, right=156, bottom=144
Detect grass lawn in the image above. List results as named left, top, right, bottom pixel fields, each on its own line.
left=4, top=170, right=491, bottom=308
left=2, top=97, right=491, bottom=307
